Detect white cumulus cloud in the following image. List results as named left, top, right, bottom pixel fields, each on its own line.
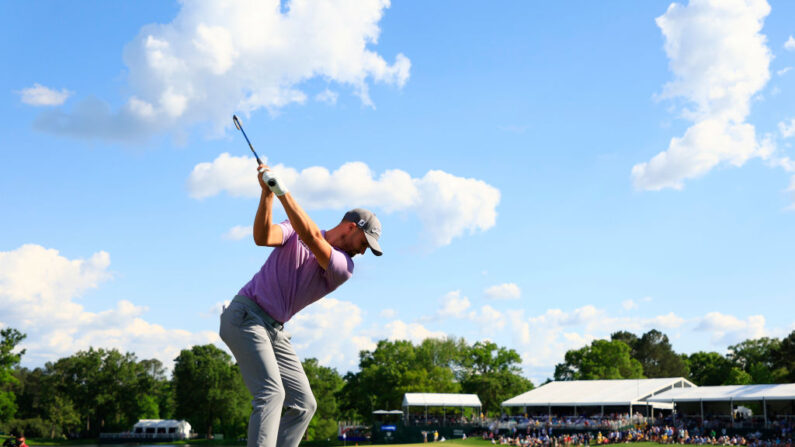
left=785, top=35, right=795, bottom=51
left=383, top=320, right=446, bottom=343
left=622, top=299, right=638, bottom=310
left=632, top=0, right=772, bottom=190
left=315, top=89, right=339, bottom=105
left=694, top=312, right=767, bottom=345
left=17, top=83, right=73, bottom=106
left=437, top=290, right=471, bottom=318
left=0, top=245, right=217, bottom=368
left=468, top=305, right=505, bottom=335
left=289, top=298, right=375, bottom=368
left=33, top=0, right=410, bottom=141
left=222, top=224, right=252, bottom=240
left=507, top=304, right=689, bottom=382
left=187, top=154, right=500, bottom=247
left=622, top=297, right=655, bottom=311
left=779, top=118, right=795, bottom=139
left=484, top=282, right=521, bottom=300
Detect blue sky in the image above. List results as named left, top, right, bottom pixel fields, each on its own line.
left=1, top=0, right=794, bottom=384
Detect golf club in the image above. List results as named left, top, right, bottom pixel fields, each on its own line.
left=232, top=114, right=265, bottom=172
left=232, top=115, right=284, bottom=193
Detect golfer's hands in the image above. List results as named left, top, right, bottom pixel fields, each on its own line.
left=257, top=164, right=272, bottom=192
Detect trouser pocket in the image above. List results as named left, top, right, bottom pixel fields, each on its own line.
left=220, top=302, right=252, bottom=342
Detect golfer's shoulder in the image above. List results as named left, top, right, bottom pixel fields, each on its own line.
left=326, top=247, right=354, bottom=281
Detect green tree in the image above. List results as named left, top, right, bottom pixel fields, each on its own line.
left=14, top=366, right=79, bottom=438
left=633, top=330, right=689, bottom=378
left=339, top=338, right=468, bottom=419
left=728, top=337, right=781, bottom=383
left=459, top=341, right=533, bottom=415
left=339, top=338, right=530, bottom=419
left=303, top=358, right=344, bottom=441
left=772, top=330, right=795, bottom=382
left=12, top=367, right=44, bottom=420
left=610, top=331, right=639, bottom=349
left=44, top=394, right=80, bottom=439
left=724, top=367, right=753, bottom=385
left=138, top=359, right=173, bottom=419
left=45, top=348, right=167, bottom=436
left=416, top=338, right=467, bottom=393
left=612, top=330, right=688, bottom=378
left=0, top=328, right=26, bottom=423
left=172, top=344, right=249, bottom=438
left=339, top=340, right=423, bottom=416
left=685, top=351, right=733, bottom=385
left=554, top=339, right=644, bottom=381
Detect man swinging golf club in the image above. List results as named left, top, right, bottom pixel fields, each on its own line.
left=219, top=156, right=382, bottom=447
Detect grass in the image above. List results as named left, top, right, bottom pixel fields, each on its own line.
left=349, top=442, right=672, bottom=447
left=5, top=434, right=677, bottom=447
left=347, top=442, right=676, bottom=447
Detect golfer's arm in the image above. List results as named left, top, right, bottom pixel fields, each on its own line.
left=277, top=193, right=332, bottom=269
left=253, top=190, right=284, bottom=247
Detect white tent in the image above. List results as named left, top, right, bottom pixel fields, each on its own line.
left=403, top=393, right=482, bottom=407
left=502, top=378, right=695, bottom=414
left=647, top=384, right=795, bottom=402
left=646, top=383, right=795, bottom=426
left=132, top=419, right=191, bottom=438
left=402, top=393, right=482, bottom=425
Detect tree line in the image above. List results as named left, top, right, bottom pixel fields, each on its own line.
left=1, top=327, right=793, bottom=441
left=0, top=330, right=529, bottom=441
left=553, top=329, right=795, bottom=385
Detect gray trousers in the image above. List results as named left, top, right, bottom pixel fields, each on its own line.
left=219, top=296, right=316, bottom=447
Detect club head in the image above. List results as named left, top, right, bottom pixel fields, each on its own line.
left=233, top=115, right=242, bottom=130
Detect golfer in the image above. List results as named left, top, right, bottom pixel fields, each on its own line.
left=220, top=164, right=382, bottom=447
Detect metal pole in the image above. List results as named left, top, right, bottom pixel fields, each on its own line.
left=763, top=398, right=767, bottom=428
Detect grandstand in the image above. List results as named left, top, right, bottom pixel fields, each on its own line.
left=368, top=393, right=483, bottom=444
left=362, top=383, right=794, bottom=444
left=647, top=383, right=795, bottom=428
left=502, top=377, right=695, bottom=417
left=402, top=392, right=483, bottom=425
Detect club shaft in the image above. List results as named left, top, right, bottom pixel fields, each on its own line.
left=233, top=116, right=263, bottom=165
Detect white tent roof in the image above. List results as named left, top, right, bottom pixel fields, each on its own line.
left=647, top=384, right=795, bottom=402
left=402, top=393, right=482, bottom=407
left=133, top=419, right=190, bottom=429
left=503, top=378, right=695, bottom=407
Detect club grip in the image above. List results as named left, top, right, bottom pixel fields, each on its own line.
left=261, top=170, right=288, bottom=196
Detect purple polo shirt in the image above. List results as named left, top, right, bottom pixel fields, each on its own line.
left=238, top=220, right=354, bottom=323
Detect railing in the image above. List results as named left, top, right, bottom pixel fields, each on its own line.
left=495, top=415, right=654, bottom=431
left=99, top=432, right=192, bottom=440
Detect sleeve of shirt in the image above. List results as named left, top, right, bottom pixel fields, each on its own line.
left=277, top=220, right=295, bottom=245
left=324, top=248, right=354, bottom=286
